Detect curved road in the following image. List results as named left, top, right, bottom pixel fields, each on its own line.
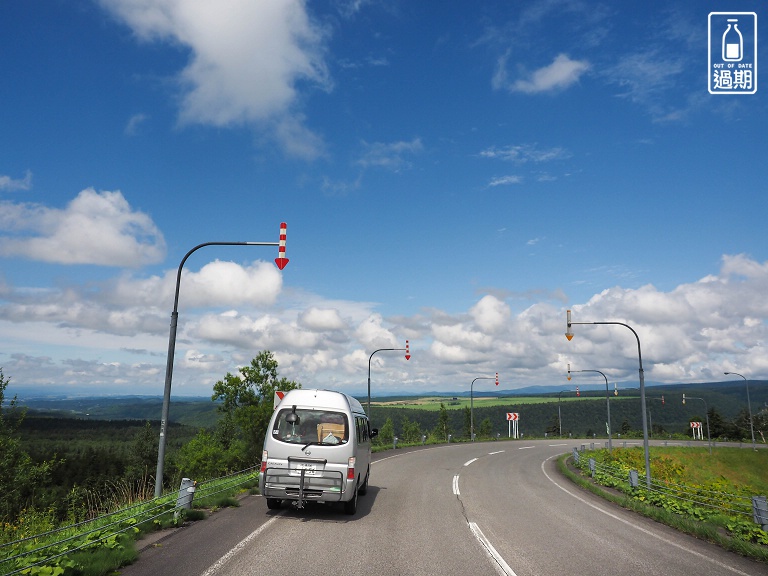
left=122, top=441, right=767, bottom=576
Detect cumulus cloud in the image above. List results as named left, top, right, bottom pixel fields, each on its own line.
left=495, top=53, right=590, bottom=94
left=299, top=307, right=346, bottom=331
left=0, top=188, right=166, bottom=266
left=99, top=0, right=331, bottom=157
left=470, top=295, right=511, bottom=333
left=3, top=253, right=768, bottom=396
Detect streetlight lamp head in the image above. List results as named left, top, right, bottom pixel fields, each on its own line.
left=565, top=310, right=574, bottom=341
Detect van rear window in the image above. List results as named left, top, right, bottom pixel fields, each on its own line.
left=273, top=408, right=349, bottom=445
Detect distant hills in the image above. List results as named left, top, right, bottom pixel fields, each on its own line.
left=12, top=380, right=767, bottom=428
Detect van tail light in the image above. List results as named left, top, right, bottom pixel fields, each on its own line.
left=260, top=450, right=268, bottom=473
left=347, top=457, right=356, bottom=480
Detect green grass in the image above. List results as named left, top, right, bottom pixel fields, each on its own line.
left=372, top=395, right=591, bottom=410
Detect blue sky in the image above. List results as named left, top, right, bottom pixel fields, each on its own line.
left=1, top=0, right=767, bottom=398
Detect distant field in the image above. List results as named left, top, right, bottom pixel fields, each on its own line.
left=371, top=395, right=595, bottom=411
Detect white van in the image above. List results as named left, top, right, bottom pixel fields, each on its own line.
left=259, top=389, right=376, bottom=515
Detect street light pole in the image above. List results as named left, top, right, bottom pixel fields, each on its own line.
left=568, top=367, right=613, bottom=453
left=367, top=342, right=410, bottom=422
left=470, top=373, right=498, bottom=441
left=724, top=372, right=756, bottom=450
left=154, top=231, right=286, bottom=498
left=557, top=389, right=578, bottom=438
left=566, top=310, right=651, bottom=488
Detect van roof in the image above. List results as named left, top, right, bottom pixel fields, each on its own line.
left=277, top=389, right=367, bottom=416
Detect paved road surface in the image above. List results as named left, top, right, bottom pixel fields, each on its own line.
left=121, top=441, right=768, bottom=576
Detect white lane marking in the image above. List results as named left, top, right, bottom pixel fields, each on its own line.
left=468, top=521, right=518, bottom=576
left=517, top=446, right=535, bottom=450
left=548, top=443, right=569, bottom=447
left=200, top=516, right=278, bottom=576
left=453, top=474, right=460, bottom=496
left=464, top=457, right=478, bottom=466
left=488, top=450, right=505, bottom=455
left=540, top=455, right=754, bottom=576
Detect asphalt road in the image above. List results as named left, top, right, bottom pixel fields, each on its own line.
left=121, top=441, right=768, bottom=576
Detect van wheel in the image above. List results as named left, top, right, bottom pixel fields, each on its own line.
left=359, top=469, right=369, bottom=495
left=266, top=498, right=281, bottom=510
left=343, top=485, right=358, bottom=515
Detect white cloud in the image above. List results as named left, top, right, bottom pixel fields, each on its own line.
left=0, top=188, right=166, bottom=266
left=0, top=171, right=32, bottom=192
left=99, top=0, right=331, bottom=157
left=496, top=53, right=590, bottom=94
left=470, top=295, right=510, bottom=333
left=3, top=254, right=768, bottom=396
left=299, top=307, right=346, bottom=331
left=489, top=175, right=522, bottom=187
left=357, top=139, right=423, bottom=171
left=480, top=144, right=570, bottom=163
left=125, top=113, right=149, bottom=135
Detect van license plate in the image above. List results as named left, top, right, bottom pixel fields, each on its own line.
left=292, top=463, right=317, bottom=475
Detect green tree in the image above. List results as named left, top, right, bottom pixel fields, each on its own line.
left=401, top=417, right=422, bottom=444
left=176, top=429, right=245, bottom=480
left=620, top=418, right=631, bottom=435
left=211, top=351, right=300, bottom=465
left=378, top=417, right=394, bottom=445
left=125, top=421, right=157, bottom=481
left=478, top=417, right=493, bottom=438
left=463, top=406, right=471, bottom=439
left=546, top=413, right=560, bottom=437
left=707, top=407, right=728, bottom=439
left=433, top=403, right=451, bottom=441
left=0, top=368, right=58, bottom=523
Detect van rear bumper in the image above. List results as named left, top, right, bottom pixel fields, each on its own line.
left=261, top=468, right=347, bottom=503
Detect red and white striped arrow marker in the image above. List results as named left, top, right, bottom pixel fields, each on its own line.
left=405, top=340, right=410, bottom=360
left=275, top=222, right=289, bottom=270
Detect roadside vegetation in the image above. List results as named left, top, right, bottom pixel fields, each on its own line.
left=560, top=446, right=768, bottom=562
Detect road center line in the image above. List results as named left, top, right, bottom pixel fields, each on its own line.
left=464, top=457, right=478, bottom=466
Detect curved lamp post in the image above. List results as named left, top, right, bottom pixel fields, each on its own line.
left=154, top=226, right=288, bottom=498
left=682, top=393, right=712, bottom=454
left=566, top=310, right=651, bottom=488
left=367, top=341, right=410, bottom=421
left=568, top=366, right=613, bottom=453
left=724, top=371, right=756, bottom=450
left=557, top=389, right=576, bottom=438
left=470, top=373, right=498, bottom=441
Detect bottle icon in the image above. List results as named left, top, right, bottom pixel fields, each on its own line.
left=722, top=19, right=743, bottom=61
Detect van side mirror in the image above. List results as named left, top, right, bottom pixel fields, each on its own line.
left=370, top=428, right=379, bottom=439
